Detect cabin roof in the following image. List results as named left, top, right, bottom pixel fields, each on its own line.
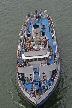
left=24, top=48, right=47, bottom=56
left=22, top=52, right=50, bottom=59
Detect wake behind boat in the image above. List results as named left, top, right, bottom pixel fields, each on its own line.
left=16, top=9, right=60, bottom=106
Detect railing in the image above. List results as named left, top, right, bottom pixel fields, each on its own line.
left=36, top=69, right=60, bottom=104
left=18, top=80, right=36, bottom=104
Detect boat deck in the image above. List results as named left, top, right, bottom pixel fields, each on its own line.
left=17, top=10, right=59, bottom=104
left=20, top=17, right=56, bottom=64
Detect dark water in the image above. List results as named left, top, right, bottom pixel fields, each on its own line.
left=0, top=0, right=72, bottom=108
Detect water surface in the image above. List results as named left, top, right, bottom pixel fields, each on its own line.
left=0, top=0, right=72, bottom=108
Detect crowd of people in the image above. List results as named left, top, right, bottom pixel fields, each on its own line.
left=16, top=9, right=59, bottom=100
left=16, top=9, right=57, bottom=67
left=17, top=9, right=53, bottom=67
left=17, top=68, right=57, bottom=98
left=18, top=9, right=53, bottom=52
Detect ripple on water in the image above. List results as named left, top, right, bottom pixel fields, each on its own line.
left=0, top=0, right=72, bottom=108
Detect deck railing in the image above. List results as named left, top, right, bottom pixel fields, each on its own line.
left=36, top=68, right=60, bottom=104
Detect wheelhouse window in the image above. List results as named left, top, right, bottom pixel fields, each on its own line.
left=26, top=59, right=29, bottom=62
left=42, top=57, right=47, bottom=60
left=38, top=58, right=42, bottom=61
left=33, top=58, right=37, bottom=61
left=29, top=59, right=33, bottom=62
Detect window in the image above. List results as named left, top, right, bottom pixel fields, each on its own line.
left=34, top=58, right=37, bottom=61
left=26, top=59, right=29, bottom=62
left=38, top=58, right=42, bottom=61
left=29, top=59, right=33, bottom=62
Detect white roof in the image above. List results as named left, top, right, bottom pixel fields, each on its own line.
left=22, top=52, right=50, bottom=60
left=24, top=49, right=47, bottom=56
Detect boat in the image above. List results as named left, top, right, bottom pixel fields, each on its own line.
left=16, top=9, right=60, bottom=106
